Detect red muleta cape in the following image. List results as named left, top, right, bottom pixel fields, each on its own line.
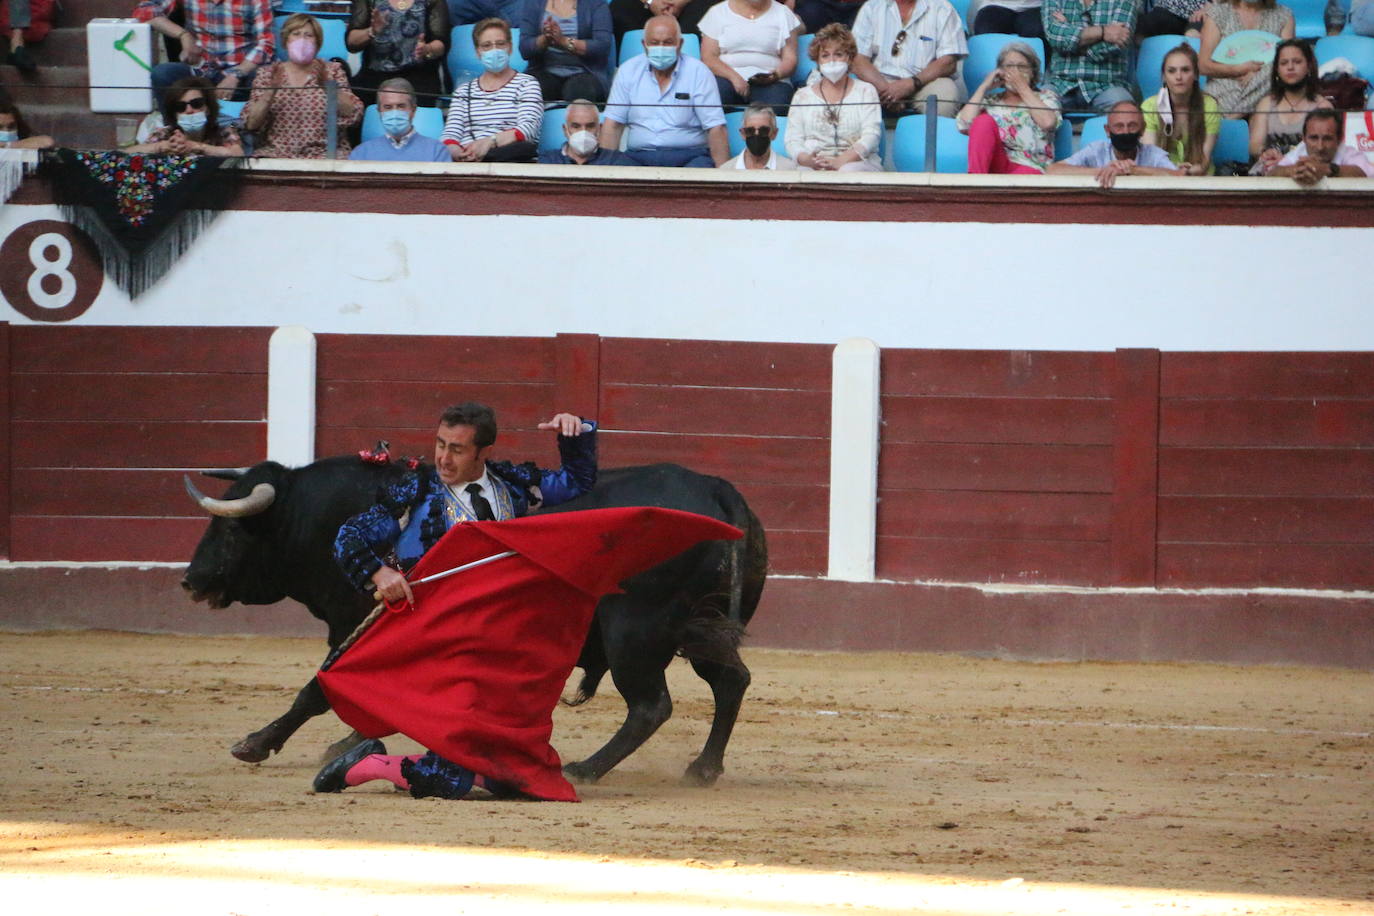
left=316, top=506, right=743, bottom=802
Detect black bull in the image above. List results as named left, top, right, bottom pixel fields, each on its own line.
left=181, top=458, right=768, bottom=787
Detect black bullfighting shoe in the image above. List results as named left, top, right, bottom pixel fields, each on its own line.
left=313, top=738, right=386, bottom=793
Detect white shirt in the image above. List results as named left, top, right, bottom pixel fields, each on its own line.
left=1275, top=141, right=1374, bottom=177
left=721, top=148, right=798, bottom=168
left=784, top=76, right=884, bottom=164
left=445, top=469, right=501, bottom=520
left=698, top=0, right=803, bottom=80
left=852, top=0, right=968, bottom=80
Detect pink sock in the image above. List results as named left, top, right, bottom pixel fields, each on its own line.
left=345, top=753, right=421, bottom=789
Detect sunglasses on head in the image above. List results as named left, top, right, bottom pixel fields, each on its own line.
left=890, top=29, right=908, bottom=58
left=175, top=97, right=207, bottom=113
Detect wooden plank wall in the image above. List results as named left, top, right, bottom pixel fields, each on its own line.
left=597, top=338, right=832, bottom=575
left=6, top=326, right=271, bottom=561
left=314, top=334, right=563, bottom=466
left=1156, top=353, right=1374, bottom=589
left=877, top=350, right=1116, bottom=585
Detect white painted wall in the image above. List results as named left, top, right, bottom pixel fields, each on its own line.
left=3, top=202, right=1372, bottom=351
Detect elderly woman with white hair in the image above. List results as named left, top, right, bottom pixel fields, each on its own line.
left=955, top=40, right=1060, bottom=174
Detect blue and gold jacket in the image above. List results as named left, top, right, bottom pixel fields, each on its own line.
left=333, top=422, right=597, bottom=592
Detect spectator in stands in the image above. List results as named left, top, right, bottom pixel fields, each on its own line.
left=1047, top=99, right=1183, bottom=185
left=1137, top=0, right=1207, bottom=38
left=972, top=0, right=1047, bottom=47
left=127, top=76, right=244, bottom=155
left=538, top=97, right=638, bottom=163
left=1267, top=108, right=1374, bottom=182
left=0, top=94, right=52, bottom=148
left=1249, top=38, right=1331, bottom=172
left=347, top=0, right=451, bottom=108
left=449, top=0, right=523, bottom=27
left=441, top=18, right=543, bottom=160
left=1041, top=0, right=1135, bottom=114
left=851, top=0, right=967, bottom=116
left=349, top=76, right=451, bottom=161
left=1199, top=0, right=1295, bottom=119
left=5, top=0, right=39, bottom=73
left=609, top=0, right=712, bottom=44
left=600, top=15, right=729, bottom=166
left=135, top=0, right=274, bottom=100
left=243, top=14, right=363, bottom=158
left=795, top=0, right=865, bottom=35
left=517, top=0, right=615, bottom=104
left=786, top=23, right=881, bottom=169
left=1326, top=0, right=1373, bottom=35
left=699, top=0, right=803, bottom=111
left=956, top=39, right=1060, bottom=174
left=1141, top=43, right=1219, bottom=174
left=722, top=101, right=797, bottom=167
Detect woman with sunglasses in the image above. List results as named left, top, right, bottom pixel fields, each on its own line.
left=956, top=41, right=1059, bottom=174
left=784, top=23, right=882, bottom=171
left=128, top=76, right=244, bottom=156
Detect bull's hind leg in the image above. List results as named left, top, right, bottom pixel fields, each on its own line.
left=563, top=599, right=677, bottom=784
left=681, top=657, right=751, bottom=787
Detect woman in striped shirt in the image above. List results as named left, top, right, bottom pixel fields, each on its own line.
left=442, top=18, right=544, bottom=161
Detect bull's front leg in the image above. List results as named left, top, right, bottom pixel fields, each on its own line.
left=230, top=676, right=332, bottom=763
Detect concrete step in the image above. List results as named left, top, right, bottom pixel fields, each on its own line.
left=16, top=101, right=121, bottom=149
left=0, top=62, right=96, bottom=104
left=54, top=0, right=146, bottom=24
left=14, top=27, right=96, bottom=67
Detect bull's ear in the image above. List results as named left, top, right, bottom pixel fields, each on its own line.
left=202, top=468, right=249, bottom=481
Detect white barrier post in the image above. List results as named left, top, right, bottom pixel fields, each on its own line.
left=267, top=325, right=317, bottom=467
left=827, top=337, right=880, bottom=581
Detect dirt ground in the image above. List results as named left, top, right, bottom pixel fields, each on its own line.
left=0, top=630, right=1370, bottom=915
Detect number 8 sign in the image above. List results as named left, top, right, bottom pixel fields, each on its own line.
left=0, top=219, right=104, bottom=321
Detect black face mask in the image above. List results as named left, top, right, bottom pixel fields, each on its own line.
left=744, top=133, right=772, bottom=157
left=1108, top=131, right=1142, bottom=155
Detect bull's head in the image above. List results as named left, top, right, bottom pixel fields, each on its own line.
left=181, top=462, right=290, bottom=608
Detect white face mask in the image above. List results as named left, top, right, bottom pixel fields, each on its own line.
left=0, top=129, right=19, bottom=143
left=566, top=129, right=598, bottom=156
left=819, top=60, right=849, bottom=83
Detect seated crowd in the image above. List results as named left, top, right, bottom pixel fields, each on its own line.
left=2, top=0, right=1373, bottom=187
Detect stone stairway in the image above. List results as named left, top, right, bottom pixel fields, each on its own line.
left=2, top=0, right=153, bottom=149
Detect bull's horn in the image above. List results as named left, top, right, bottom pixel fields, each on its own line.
left=201, top=468, right=249, bottom=481
left=183, top=476, right=277, bottom=518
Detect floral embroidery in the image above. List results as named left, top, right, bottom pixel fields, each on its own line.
left=72, top=150, right=197, bottom=227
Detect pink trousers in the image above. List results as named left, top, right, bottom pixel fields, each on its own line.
left=967, top=112, right=1042, bottom=175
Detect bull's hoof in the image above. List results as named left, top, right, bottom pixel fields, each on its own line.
left=229, top=739, right=271, bottom=763
left=680, top=760, right=722, bottom=787
left=562, top=761, right=602, bottom=785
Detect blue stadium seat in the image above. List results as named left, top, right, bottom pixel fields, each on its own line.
left=360, top=103, right=447, bottom=141
left=540, top=106, right=568, bottom=151
left=962, top=34, right=1047, bottom=96
left=1287, top=0, right=1328, bottom=38
left=1136, top=34, right=1202, bottom=97
left=1212, top=117, right=1250, bottom=164
left=273, top=16, right=359, bottom=74
left=618, top=30, right=701, bottom=64
left=723, top=109, right=790, bottom=157
left=447, top=24, right=530, bottom=88
left=891, top=114, right=969, bottom=172
left=1316, top=34, right=1374, bottom=80
left=217, top=99, right=245, bottom=123
left=794, top=33, right=815, bottom=86
left=1079, top=114, right=1108, bottom=146
left=1054, top=117, right=1073, bottom=159
left=948, top=0, right=974, bottom=32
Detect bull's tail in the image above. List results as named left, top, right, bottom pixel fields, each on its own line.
left=562, top=664, right=607, bottom=707
left=677, top=608, right=748, bottom=670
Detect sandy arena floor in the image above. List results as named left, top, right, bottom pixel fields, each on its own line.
left=0, top=630, right=1370, bottom=915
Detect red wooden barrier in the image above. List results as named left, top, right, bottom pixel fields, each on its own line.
left=877, top=349, right=1115, bottom=585
left=0, top=322, right=10, bottom=560
left=6, top=326, right=272, bottom=561
left=1156, top=352, right=1374, bottom=589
